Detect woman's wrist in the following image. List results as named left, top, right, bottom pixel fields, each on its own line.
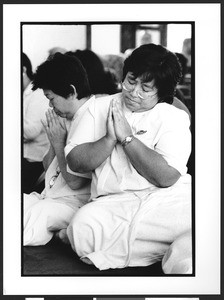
left=121, top=135, right=134, bottom=147
left=53, top=141, right=65, bottom=153
left=104, top=134, right=117, bottom=147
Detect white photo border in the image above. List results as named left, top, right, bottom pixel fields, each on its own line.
left=3, top=2, right=221, bottom=296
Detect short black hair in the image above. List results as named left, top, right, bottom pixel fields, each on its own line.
left=32, top=52, right=91, bottom=100
left=22, top=53, right=34, bottom=80
left=175, top=52, right=188, bottom=84
left=123, top=43, right=182, bottom=104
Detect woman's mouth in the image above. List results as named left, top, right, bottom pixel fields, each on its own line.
left=127, top=97, right=139, bottom=104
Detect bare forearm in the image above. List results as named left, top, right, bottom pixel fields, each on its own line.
left=67, top=136, right=116, bottom=173
left=54, top=143, right=89, bottom=190
left=43, top=145, right=55, bottom=171
left=123, top=137, right=180, bottom=187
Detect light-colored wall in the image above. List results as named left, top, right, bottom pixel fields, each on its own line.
left=91, top=24, right=121, bottom=55
left=167, top=24, right=192, bottom=53
left=22, top=23, right=191, bottom=73
left=22, top=24, right=87, bottom=71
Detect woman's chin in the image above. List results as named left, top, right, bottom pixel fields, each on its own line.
left=55, top=111, right=65, bottom=118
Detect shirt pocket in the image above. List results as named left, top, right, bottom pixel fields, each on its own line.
left=134, top=129, right=156, bottom=150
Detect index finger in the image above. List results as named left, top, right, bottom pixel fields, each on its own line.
left=41, top=119, right=49, bottom=134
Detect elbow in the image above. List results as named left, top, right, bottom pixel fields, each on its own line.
left=67, top=178, right=90, bottom=190
left=67, top=152, right=79, bottom=173
left=67, top=181, right=81, bottom=190
left=156, top=172, right=181, bottom=188
left=150, top=168, right=181, bottom=188
left=67, top=151, right=87, bottom=173
left=67, top=148, right=93, bottom=173
left=158, top=179, right=176, bottom=188
left=24, top=128, right=40, bottom=141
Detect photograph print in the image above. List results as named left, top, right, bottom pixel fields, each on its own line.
left=2, top=2, right=221, bottom=297
left=21, top=21, right=193, bottom=277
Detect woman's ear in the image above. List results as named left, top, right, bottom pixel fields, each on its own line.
left=70, top=84, right=77, bottom=97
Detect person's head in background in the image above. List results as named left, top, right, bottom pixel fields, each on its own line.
left=66, top=49, right=118, bottom=96
left=140, top=31, right=152, bottom=45
left=101, top=53, right=125, bottom=86
left=32, top=52, right=91, bottom=119
left=48, top=46, right=67, bottom=57
left=122, top=43, right=182, bottom=111
left=182, top=38, right=191, bottom=71
left=22, top=53, right=34, bottom=91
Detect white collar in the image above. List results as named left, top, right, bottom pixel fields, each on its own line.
left=72, top=94, right=95, bottom=121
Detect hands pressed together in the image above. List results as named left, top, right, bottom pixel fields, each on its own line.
left=41, top=109, right=67, bottom=151
left=106, top=99, right=132, bottom=144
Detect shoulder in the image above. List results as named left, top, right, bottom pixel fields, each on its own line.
left=94, top=92, right=121, bottom=105
left=89, top=92, right=122, bottom=114
left=153, top=102, right=190, bottom=128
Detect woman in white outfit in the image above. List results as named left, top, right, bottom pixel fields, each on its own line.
left=23, top=53, right=93, bottom=246
left=62, top=43, right=192, bottom=273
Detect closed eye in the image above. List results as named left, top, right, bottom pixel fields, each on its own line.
left=128, top=80, right=135, bottom=85
left=127, top=77, right=136, bottom=85
left=142, top=84, right=154, bottom=92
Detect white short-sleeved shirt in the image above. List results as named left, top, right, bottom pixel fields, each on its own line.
left=23, top=83, right=50, bottom=162
left=40, top=96, right=95, bottom=207
left=65, top=93, right=191, bottom=199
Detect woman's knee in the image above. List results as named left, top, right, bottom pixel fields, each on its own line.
left=67, top=203, right=101, bottom=257
left=162, top=230, right=192, bottom=274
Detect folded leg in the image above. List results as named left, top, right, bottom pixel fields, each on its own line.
left=67, top=183, right=191, bottom=271
left=23, top=195, right=78, bottom=246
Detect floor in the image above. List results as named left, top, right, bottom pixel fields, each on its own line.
left=22, top=238, right=164, bottom=276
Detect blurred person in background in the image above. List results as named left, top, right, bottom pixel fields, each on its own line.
left=101, top=53, right=125, bottom=87
left=173, top=52, right=191, bottom=116
left=48, top=46, right=67, bottom=56
left=22, top=53, right=49, bottom=193
left=67, top=49, right=119, bottom=97
left=182, top=38, right=191, bottom=73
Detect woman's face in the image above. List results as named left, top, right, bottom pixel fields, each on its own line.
left=122, top=72, right=159, bottom=113
left=43, top=89, right=76, bottom=119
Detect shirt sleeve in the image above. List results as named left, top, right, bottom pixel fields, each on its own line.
left=155, top=110, right=191, bottom=175
left=64, top=100, right=98, bottom=177
left=64, top=102, right=97, bottom=158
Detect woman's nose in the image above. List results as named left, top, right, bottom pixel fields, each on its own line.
left=49, top=101, right=53, bottom=108
left=131, top=84, right=141, bottom=97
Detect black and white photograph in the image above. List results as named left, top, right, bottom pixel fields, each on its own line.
left=21, top=21, right=193, bottom=278
left=2, top=1, right=221, bottom=297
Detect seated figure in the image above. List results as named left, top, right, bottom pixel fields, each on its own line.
left=23, top=53, right=93, bottom=246
left=60, top=43, right=192, bottom=274
left=22, top=53, right=50, bottom=193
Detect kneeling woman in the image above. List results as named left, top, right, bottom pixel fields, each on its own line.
left=63, top=43, right=192, bottom=274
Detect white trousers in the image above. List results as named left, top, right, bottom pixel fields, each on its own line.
left=23, top=193, right=78, bottom=246
left=162, top=229, right=192, bottom=274
left=67, top=182, right=191, bottom=271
